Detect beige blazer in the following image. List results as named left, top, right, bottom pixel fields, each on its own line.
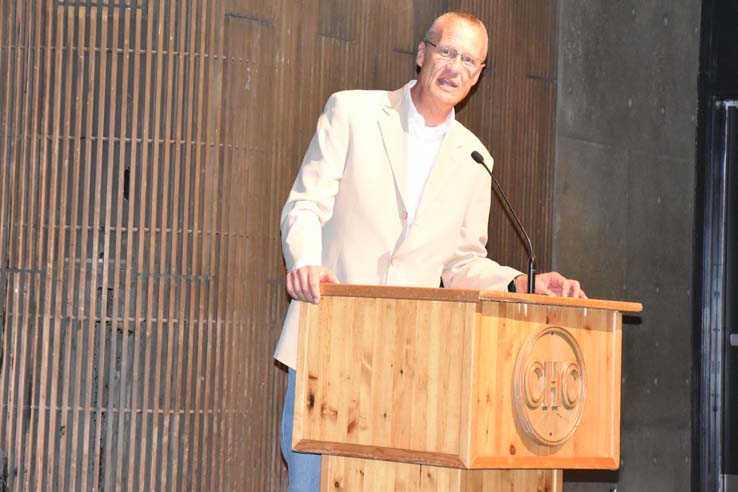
left=275, top=84, right=521, bottom=368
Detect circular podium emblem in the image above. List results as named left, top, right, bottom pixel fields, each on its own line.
left=512, top=326, right=587, bottom=446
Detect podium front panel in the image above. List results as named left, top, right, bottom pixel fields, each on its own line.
left=292, top=287, right=624, bottom=470
left=293, top=295, right=477, bottom=468
left=469, top=300, right=621, bottom=469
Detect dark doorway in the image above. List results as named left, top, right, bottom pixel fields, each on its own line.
left=726, top=101, right=738, bottom=492
left=695, top=0, right=738, bottom=490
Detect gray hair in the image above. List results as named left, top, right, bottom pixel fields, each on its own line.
left=424, top=11, right=488, bottom=50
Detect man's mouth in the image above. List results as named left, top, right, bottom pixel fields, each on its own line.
left=437, top=78, right=459, bottom=89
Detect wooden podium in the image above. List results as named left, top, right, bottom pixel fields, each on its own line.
left=293, top=284, right=642, bottom=491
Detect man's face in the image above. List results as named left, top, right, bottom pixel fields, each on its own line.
left=415, top=19, right=487, bottom=109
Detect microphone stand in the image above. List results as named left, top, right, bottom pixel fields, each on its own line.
left=470, top=152, right=536, bottom=294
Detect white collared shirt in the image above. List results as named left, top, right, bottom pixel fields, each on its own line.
left=404, top=80, right=455, bottom=225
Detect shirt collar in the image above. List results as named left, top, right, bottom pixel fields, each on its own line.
left=404, top=80, right=455, bottom=138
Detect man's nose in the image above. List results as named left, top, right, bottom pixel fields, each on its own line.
left=445, top=55, right=463, bottom=71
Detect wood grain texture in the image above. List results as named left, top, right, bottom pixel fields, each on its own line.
left=320, top=283, right=643, bottom=313
left=469, top=301, right=622, bottom=469
left=294, top=295, right=477, bottom=468
left=0, top=0, right=559, bottom=489
left=295, top=289, right=628, bottom=470
left=322, top=455, right=562, bottom=492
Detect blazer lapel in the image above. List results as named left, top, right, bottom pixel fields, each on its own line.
left=377, top=88, right=409, bottom=211
left=414, top=124, right=464, bottom=221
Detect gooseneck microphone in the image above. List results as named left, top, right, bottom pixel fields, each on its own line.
left=470, top=151, right=536, bottom=294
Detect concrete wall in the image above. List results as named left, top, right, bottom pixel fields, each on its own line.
left=554, top=1, right=700, bottom=490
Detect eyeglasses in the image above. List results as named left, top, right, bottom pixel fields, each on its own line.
left=423, top=40, right=485, bottom=71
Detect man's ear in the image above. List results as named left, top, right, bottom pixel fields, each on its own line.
left=416, top=41, right=426, bottom=68
left=470, top=66, right=484, bottom=86
left=472, top=65, right=487, bottom=86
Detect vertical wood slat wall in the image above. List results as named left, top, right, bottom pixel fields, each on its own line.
left=0, top=0, right=556, bottom=490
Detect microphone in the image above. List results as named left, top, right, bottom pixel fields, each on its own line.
left=470, top=151, right=536, bottom=294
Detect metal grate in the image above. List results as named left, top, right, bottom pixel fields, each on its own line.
left=0, top=1, right=288, bottom=490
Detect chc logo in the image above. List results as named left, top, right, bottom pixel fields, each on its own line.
left=513, top=326, right=587, bottom=446
left=524, top=360, right=582, bottom=410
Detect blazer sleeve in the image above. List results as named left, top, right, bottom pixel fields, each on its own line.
left=441, top=153, right=522, bottom=290
left=280, top=93, right=350, bottom=272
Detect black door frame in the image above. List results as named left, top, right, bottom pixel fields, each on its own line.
left=694, top=96, right=737, bottom=492
left=694, top=0, right=738, bottom=488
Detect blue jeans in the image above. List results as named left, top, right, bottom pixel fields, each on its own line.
left=281, top=368, right=322, bottom=491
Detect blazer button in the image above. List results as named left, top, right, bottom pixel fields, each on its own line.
left=391, top=257, right=399, bottom=266
left=400, top=211, right=408, bottom=220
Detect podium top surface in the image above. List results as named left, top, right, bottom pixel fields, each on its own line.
left=319, top=284, right=642, bottom=313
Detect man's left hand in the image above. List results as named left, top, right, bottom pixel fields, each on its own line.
left=514, top=272, right=587, bottom=298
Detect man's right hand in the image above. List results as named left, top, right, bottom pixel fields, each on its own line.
left=285, top=266, right=339, bottom=304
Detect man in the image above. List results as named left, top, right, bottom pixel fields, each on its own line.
left=276, top=11, right=585, bottom=491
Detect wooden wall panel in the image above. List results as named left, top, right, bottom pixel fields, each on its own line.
left=461, top=0, right=558, bottom=273
left=0, top=0, right=556, bottom=490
